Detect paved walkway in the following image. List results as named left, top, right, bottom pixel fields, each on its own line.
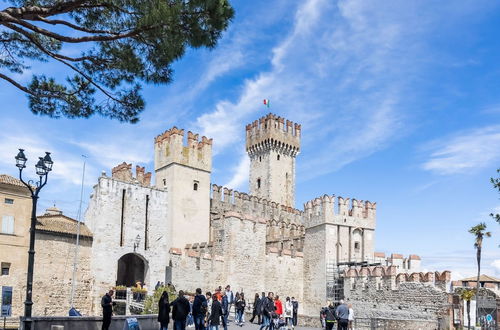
left=222, top=320, right=320, bottom=330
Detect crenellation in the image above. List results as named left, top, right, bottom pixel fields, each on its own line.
left=154, top=126, right=212, bottom=175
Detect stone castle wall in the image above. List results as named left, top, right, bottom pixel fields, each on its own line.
left=85, top=174, right=169, bottom=314
left=32, top=233, right=93, bottom=316
left=343, top=266, right=452, bottom=326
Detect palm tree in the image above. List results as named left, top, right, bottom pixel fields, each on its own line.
left=459, top=288, right=476, bottom=329
left=469, top=222, right=491, bottom=326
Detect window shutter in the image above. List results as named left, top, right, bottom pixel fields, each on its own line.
left=1, top=216, right=14, bottom=234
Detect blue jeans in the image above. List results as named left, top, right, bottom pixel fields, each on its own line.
left=259, top=315, right=270, bottom=330
left=160, top=326, right=168, bottom=330
left=174, top=320, right=186, bottom=330
left=237, top=310, right=244, bottom=323
left=222, top=313, right=228, bottom=330
left=210, top=326, right=219, bottom=330
left=194, top=315, right=204, bottom=330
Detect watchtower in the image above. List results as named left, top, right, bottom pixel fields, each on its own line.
left=154, top=127, right=212, bottom=248
left=246, top=113, right=301, bottom=207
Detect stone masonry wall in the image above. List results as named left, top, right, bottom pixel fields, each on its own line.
left=85, top=175, right=169, bottom=315
left=343, top=267, right=452, bottom=325
left=32, top=233, right=93, bottom=316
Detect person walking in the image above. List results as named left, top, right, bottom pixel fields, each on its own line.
left=259, top=292, right=275, bottom=330
left=274, top=296, right=283, bottom=318
left=187, top=296, right=194, bottom=328
left=347, top=304, right=354, bottom=330
left=158, top=291, right=171, bottom=330
left=249, top=293, right=261, bottom=324
left=324, top=302, right=336, bottom=330
left=221, top=290, right=229, bottom=330
left=101, top=289, right=114, bottom=330
left=284, top=297, right=293, bottom=329
left=208, top=293, right=223, bottom=330
left=193, top=288, right=207, bottom=330
left=291, top=298, right=298, bottom=327
left=235, top=292, right=246, bottom=326
left=205, top=292, right=213, bottom=329
left=335, top=300, right=349, bottom=330
left=172, top=290, right=191, bottom=330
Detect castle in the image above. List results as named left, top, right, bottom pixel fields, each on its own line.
left=84, top=113, right=429, bottom=317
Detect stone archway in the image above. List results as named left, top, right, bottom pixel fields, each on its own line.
left=116, top=253, right=148, bottom=287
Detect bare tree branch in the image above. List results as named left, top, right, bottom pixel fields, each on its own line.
left=0, top=72, right=35, bottom=95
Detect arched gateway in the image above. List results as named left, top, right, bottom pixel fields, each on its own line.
left=116, top=253, right=148, bottom=287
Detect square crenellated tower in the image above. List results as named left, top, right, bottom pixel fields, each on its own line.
left=246, top=113, right=301, bottom=207
left=154, top=127, right=212, bottom=248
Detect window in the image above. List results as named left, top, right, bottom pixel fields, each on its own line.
left=4, top=199, right=13, bottom=205
left=193, top=181, right=199, bottom=191
left=163, top=179, right=167, bottom=187
left=259, top=156, right=262, bottom=162
left=1, top=286, right=13, bottom=316
left=277, top=154, right=280, bottom=160
left=257, top=178, right=261, bottom=189
left=354, top=242, right=360, bottom=250
left=1, top=216, right=14, bottom=235
left=1, top=263, right=10, bottom=276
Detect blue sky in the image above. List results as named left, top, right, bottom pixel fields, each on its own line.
left=1, top=0, right=499, bottom=279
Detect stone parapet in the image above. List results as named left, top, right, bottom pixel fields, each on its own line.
left=154, top=127, right=212, bottom=173
left=111, top=162, right=152, bottom=186
left=246, top=113, right=300, bottom=157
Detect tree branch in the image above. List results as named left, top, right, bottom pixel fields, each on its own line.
left=0, top=72, right=35, bottom=95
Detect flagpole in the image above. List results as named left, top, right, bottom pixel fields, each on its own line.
left=70, top=155, right=87, bottom=309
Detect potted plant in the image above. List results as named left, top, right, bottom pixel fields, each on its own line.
left=114, top=285, right=127, bottom=300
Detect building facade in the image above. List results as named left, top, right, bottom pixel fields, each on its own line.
left=85, top=113, right=425, bottom=316
left=0, top=174, right=31, bottom=318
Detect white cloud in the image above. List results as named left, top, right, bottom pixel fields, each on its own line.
left=223, top=154, right=249, bottom=190
left=491, top=260, right=500, bottom=277
left=193, top=0, right=452, bottom=186
left=422, top=125, right=500, bottom=175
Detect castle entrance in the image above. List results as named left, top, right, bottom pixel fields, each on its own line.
left=116, top=253, right=148, bottom=287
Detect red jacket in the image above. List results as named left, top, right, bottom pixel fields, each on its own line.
left=275, top=299, right=283, bottom=315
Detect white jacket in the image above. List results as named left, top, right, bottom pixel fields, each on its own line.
left=284, top=301, right=293, bottom=317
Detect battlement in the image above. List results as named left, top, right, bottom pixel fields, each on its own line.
left=111, top=162, right=151, bottom=186
left=343, top=266, right=451, bottom=292
left=211, top=184, right=303, bottom=225
left=154, top=127, right=212, bottom=173
left=246, top=113, right=300, bottom=157
left=303, top=195, right=376, bottom=229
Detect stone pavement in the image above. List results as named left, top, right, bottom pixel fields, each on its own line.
left=221, top=320, right=320, bottom=330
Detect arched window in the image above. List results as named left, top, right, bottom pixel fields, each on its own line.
left=259, top=156, right=262, bottom=162
left=193, top=181, right=199, bottom=191
left=277, top=154, right=280, bottom=160
left=257, top=178, right=261, bottom=189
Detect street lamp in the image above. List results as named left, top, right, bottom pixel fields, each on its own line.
left=15, top=149, right=53, bottom=330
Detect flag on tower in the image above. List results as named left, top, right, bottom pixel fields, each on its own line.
left=263, top=99, right=270, bottom=108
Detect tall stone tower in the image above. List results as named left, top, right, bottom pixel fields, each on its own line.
left=154, top=127, right=212, bottom=248
left=246, top=113, right=301, bottom=207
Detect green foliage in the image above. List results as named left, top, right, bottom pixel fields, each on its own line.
left=469, top=223, right=491, bottom=248
left=457, top=287, right=476, bottom=301
left=491, top=169, right=500, bottom=224
left=0, top=0, right=235, bottom=122
left=142, top=285, right=177, bottom=315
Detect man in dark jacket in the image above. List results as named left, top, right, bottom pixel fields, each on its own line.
left=192, top=288, right=207, bottom=330
left=291, top=297, right=298, bottom=327
left=324, top=302, right=337, bottom=330
left=171, top=290, right=191, bottom=330
left=259, top=292, right=275, bottom=330
left=209, top=293, right=223, bottom=329
left=101, top=289, right=114, bottom=330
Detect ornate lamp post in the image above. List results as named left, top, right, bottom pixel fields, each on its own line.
left=14, top=149, right=53, bottom=330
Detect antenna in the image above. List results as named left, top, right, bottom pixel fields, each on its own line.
left=70, top=155, right=87, bottom=309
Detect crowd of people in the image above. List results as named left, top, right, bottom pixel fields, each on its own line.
left=155, top=285, right=300, bottom=330
left=319, top=300, right=354, bottom=330
left=101, top=284, right=355, bottom=330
